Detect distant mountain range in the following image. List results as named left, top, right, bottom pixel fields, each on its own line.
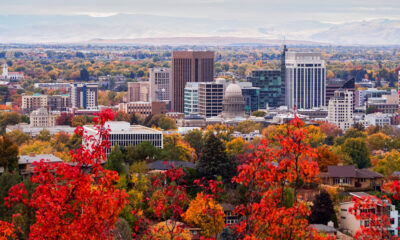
left=0, top=14, right=399, bottom=45
left=85, top=37, right=325, bottom=46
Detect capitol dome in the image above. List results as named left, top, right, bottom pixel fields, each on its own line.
left=225, top=83, right=242, bottom=98
left=221, top=83, right=245, bottom=119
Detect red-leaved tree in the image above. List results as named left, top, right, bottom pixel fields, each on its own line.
left=2, top=109, right=128, bottom=239
left=232, top=116, right=332, bottom=239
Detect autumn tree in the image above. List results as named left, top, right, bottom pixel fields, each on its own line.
left=6, top=129, right=31, bottom=145
left=36, top=129, right=51, bottom=141
left=115, top=111, right=131, bottom=122
left=0, top=136, right=19, bottom=171
left=315, top=145, right=340, bottom=172
left=367, top=132, right=391, bottom=151
left=184, top=192, right=225, bottom=238
left=160, top=133, right=196, bottom=162
left=2, top=109, right=128, bottom=239
left=226, top=137, right=246, bottom=159
left=146, top=167, right=189, bottom=240
left=232, top=116, right=325, bottom=239
left=309, top=191, right=336, bottom=226
left=374, top=150, right=400, bottom=176
left=71, top=115, right=87, bottom=127
left=234, top=120, right=263, bottom=134
left=56, top=112, right=73, bottom=126
left=183, top=129, right=203, bottom=155
left=251, top=110, right=266, bottom=117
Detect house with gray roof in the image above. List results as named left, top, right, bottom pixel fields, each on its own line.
left=319, top=165, right=384, bottom=191
left=19, top=153, right=63, bottom=175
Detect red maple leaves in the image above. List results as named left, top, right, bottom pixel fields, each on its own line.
left=2, top=109, right=128, bottom=240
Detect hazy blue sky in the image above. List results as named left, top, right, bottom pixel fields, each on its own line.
left=2, top=0, right=399, bottom=23
left=1, top=0, right=400, bottom=44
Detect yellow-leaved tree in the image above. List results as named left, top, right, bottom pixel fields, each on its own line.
left=183, top=192, right=225, bottom=238
left=146, top=221, right=191, bottom=240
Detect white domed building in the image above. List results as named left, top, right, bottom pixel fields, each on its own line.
left=221, top=83, right=246, bottom=119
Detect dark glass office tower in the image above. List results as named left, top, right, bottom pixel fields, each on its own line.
left=249, top=70, right=283, bottom=109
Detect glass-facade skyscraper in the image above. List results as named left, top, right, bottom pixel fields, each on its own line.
left=242, top=87, right=260, bottom=114
left=249, top=70, right=283, bottom=109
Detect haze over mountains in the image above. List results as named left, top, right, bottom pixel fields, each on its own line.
left=0, top=14, right=399, bottom=45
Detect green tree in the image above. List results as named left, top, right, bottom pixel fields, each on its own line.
left=0, top=112, right=21, bottom=133
left=197, top=133, right=235, bottom=181
left=341, top=137, right=370, bottom=168
left=0, top=135, right=19, bottom=171
left=0, top=172, right=22, bottom=222
left=158, top=116, right=176, bottom=130
left=36, top=129, right=51, bottom=142
left=125, top=141, right=160, bottom=164
left=104, top=144, right=125, bottom=175
left=183, top=129, right=203, bottom=155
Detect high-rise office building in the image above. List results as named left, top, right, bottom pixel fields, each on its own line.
left=328, top=89, right=354, bottom=130
left=22, top=94, right=70, bottom=113
left=171, top=51, right=214, bottom=113
left=249, top=70, right=283, bottom=109
left=127, top=82, right=150, bottom=102
left=326, top=78, right=355, bottom=104
left=184, top=82, right=199, bottom=116
left=70, top=83, right=98, bottom=109
left=149, top=68, right=170, bottom=101
left=285, top=52, right=326, bottom=109
left=242, top=87, right=260, bottom=114
left=198, top=82, right=224, bottom=118
left=280, top=45, right=288, bottom=104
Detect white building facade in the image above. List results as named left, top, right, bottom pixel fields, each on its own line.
left=184, top=82, right=199, bottom=116
left=328, top=89, right=354, bottom=130
left=83, top=121, right=163, bottom=154
left=285, top=52, right=326, bottom=109
left=149, top=68, right=170, bottom=101
left=70, top=83, right=98, bottom=109
left=29, top=108, right=59, bottom=127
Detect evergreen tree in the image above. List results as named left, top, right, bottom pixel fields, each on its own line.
left=105, top=144, right=125, bottom=175
left=197, top=133, right=235, bottom=181
left=309, top=191, right=337, bottom=226
left=0, top=135, right=19, bottom=171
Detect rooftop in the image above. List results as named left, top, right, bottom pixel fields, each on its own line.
left=84, top=121, right=162, bottom=134
left=324, top=165, right=383, bottom=178
left=147, top=160, right=196, bottom=171
left=19, top=154, right=63, bottom=165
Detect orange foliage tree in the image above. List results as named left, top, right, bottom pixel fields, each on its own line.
left=315, top=145, right=341, bottom=172
left=232, top=116, right=332, bottom=239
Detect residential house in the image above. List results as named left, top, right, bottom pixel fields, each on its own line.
left=340, top=192, right=398, bottom=237
left=19, top=153, right=63, bottom=176
left=220, top=203, right=239, bottom=225
left=319, top=165, right=384, bottom=191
